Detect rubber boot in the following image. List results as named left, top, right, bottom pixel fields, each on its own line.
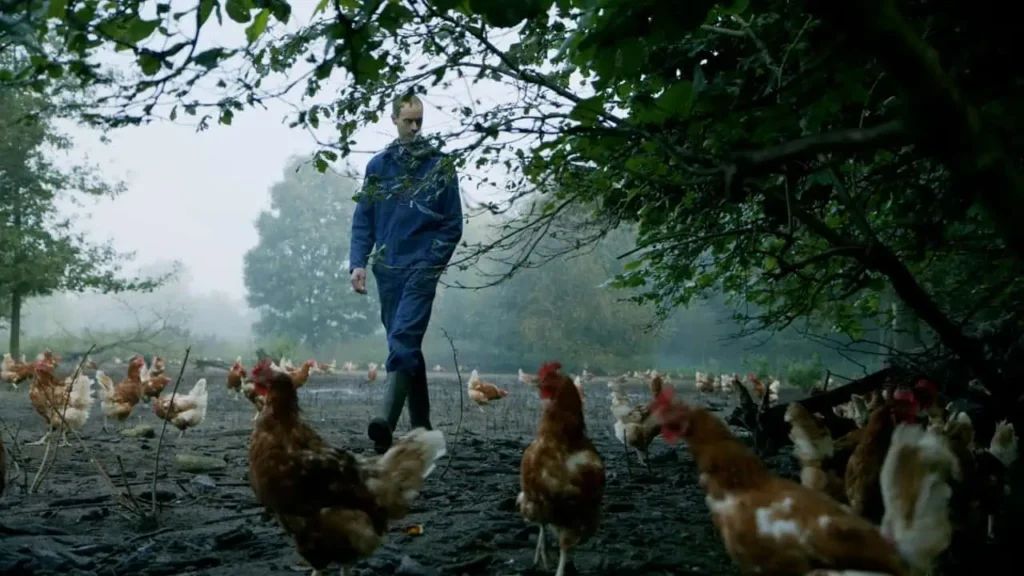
left=407, top=368, right=432, bottom=430
left=367, top=371, right=412, bottom=454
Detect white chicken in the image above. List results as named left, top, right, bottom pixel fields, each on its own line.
left=29, top=373, right=95, bottom=446
left=153, top=378, right=209, bottom=438
left=518, top=367, right=535, bottom=386
left=608, top=378, right=661, bottom=472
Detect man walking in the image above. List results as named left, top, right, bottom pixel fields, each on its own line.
left=349, top=94, right=463, bottom=454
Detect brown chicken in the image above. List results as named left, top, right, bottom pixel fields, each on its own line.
left=289, top=358, right=317, bottom=388
left=784, top=402, right=847, bottom=503
left=609, top=375, right=662, bottom=473
left=879, top=423, right=961, bottom=574
left=468, top=369, right=508, bottom=409
left=142, top=374, right=171, bottom=401
left=27, top=361, right=95, bottom=446
left=649, top=388, right=911, bottom=575
left=96, top=356, right=146, bottom=431
left=152, top=378, right=208, bottom=438
left=247, top=359, right=446, bottom=576
left=227, top=357, right=246, bottom=399
left=149, top=355, right=166, bottom=377
left=2, top=353, right=34, bottom=388
left=37, top=348, right=61, bottom=368
left=518, top=361, right=605, bottom=576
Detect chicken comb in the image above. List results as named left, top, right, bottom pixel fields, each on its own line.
left=914, top=379, right=936, bottom=394
left=251, top=358, right=273, bottom=378
left=536, top=361, right=563, bottom=382
left=892, top=388, right=916, bottom=403
left=650, top=386, right=676, bottom=415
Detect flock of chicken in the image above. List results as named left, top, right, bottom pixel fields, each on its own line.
left=2, top=351, right=1019, bottom=576
left=1, top=350, right=208, bottom=446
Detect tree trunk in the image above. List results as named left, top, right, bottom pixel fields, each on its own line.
left=870, top=248, right=1001, bottom=393
left=9, top=290, right=22, bottom=358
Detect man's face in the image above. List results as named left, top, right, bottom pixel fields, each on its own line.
left=392, top=102, right=423, bottom=143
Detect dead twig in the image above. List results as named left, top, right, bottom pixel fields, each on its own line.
left=438, top=329, right=464, bottom=480
left=0, top=420, right=29, bottom=493
left=115, top=455, right=143, bottom=514
left=28, top=438, right=54, bottom=494
left=151, top=346, right=191, bottom=517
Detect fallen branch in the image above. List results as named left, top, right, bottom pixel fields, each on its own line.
left=28, top=438, right=54, bottom=495
left=437, top=329, right=464, bottom=481
left=757, top=367, right=899, bottom=445
left=151, top=346, right=192, bottom=518
left=0, top=420, right=29, bottom=493
left=115, top=455, right=143, bottom=515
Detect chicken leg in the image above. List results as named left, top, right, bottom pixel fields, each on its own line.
left=638, top=447, right=652, bottom=474
left=533, top=525, right=550, bottom=569
left=555, top=546, right=570, bottom=576
left=26, top=429, right=51, bottom=446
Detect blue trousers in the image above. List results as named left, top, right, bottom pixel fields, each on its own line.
left=373, top=266, right=440, bottom=377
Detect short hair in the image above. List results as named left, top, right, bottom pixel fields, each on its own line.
left=391, top=94, right=423, bottom=118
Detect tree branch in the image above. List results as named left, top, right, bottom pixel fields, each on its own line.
left=816, top=0, right=1024, bottom=265
left=729, top=121, right=906, bottom=179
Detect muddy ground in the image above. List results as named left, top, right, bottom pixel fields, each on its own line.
left=0, top=366, right=972, bottom=576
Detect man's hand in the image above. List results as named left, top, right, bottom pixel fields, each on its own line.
left=350, top=268, right=367, bottom=294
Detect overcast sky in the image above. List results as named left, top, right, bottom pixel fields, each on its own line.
left=60, top=4, right=522, bottom=302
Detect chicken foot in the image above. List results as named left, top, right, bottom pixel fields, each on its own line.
left=26, top=429, right=52, bottom=446
left=533, top=524, right=550, bottom=570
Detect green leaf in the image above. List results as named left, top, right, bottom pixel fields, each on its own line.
left=198, top=0, right=216, bottom=26
left=722, top=0, right=750, bottom=15
left=192, top=47, right=226, bottom=69
left=138, top=53, right=161, bottom=76
left=245, top=8, right=270, bottom=44
left=569, top=96, right=605, bottom=126
left=467, top=0, right=554, bottom=28
left=656, top=81, right=695, bottom=118
left=125, top=18, right=160, bottom=44
left=47, top=0, right=68, bottom=18
left=693, top=64, right=707, bottom=94
left=225, top=0, right=253, bottom=23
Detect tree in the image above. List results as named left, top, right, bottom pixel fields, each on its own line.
left=0, top=59, right=164, bottom=357
left=8, top=1, right=1024, bottom=397
left=243, top=157, right=377, bottom=349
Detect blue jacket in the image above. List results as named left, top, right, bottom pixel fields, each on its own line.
left=349, top=140, right=463, bottom=275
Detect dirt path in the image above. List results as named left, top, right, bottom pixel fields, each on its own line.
left=0, top=368, right=797, bottom=575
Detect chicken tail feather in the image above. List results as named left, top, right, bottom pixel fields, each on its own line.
left=69, top=375, right=94, bottom=409
left=368, top=428, right=446, bottom=520
left=95, top=371, right=114, bottom=399
left=879, top=423, right=961, bottom=573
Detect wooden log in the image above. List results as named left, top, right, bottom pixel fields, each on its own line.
left=752, top=367, right=899, bottom=447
